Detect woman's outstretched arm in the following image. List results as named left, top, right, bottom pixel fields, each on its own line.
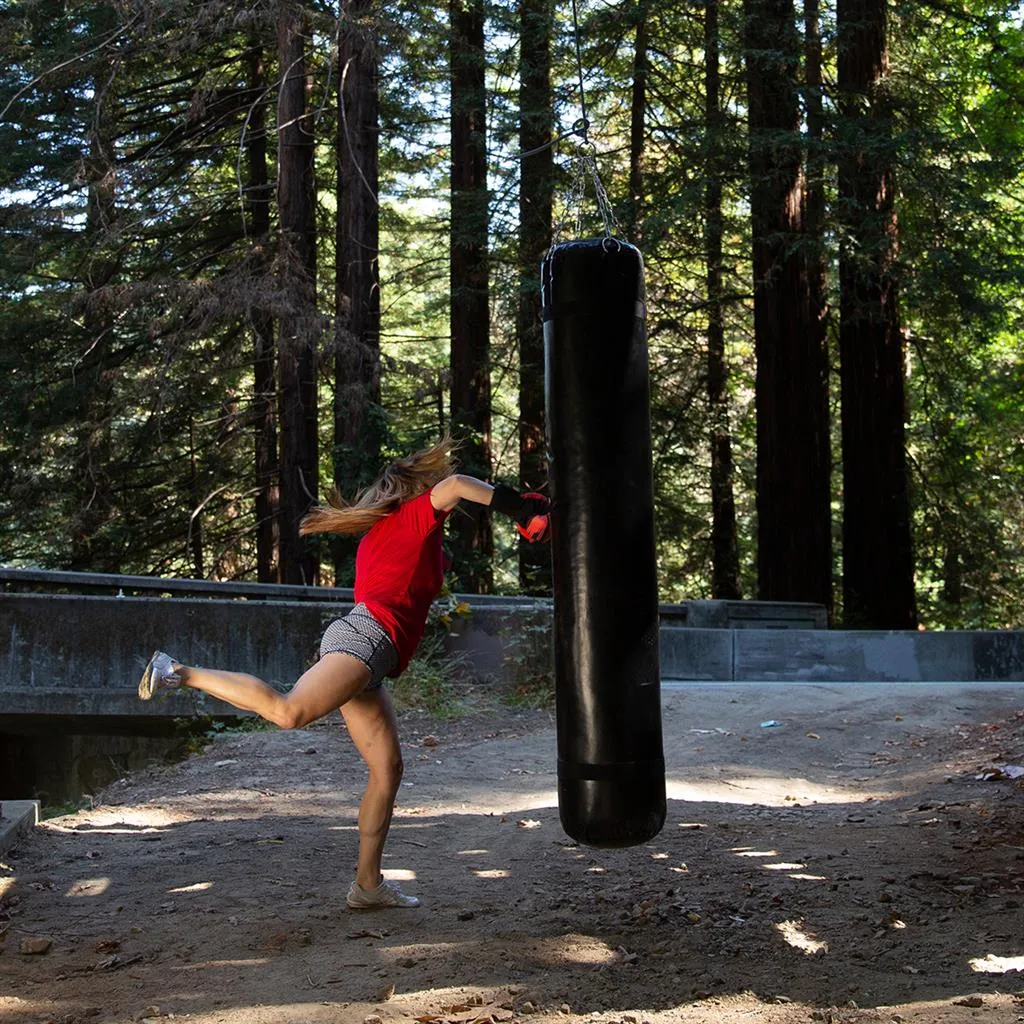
left=431, top=475, right=550, bottom=542
left=430, top=473, right=494, bottom=511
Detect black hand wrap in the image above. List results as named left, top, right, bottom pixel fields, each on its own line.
left=490, top=483, right=548, bottom=527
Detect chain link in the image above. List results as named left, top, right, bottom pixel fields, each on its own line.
left=585, top=150, right=623, bottom=240
left=550, top=145, right=624, bottom=251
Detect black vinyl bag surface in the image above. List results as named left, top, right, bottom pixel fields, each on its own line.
left=542, top=237, right=666, bottom=848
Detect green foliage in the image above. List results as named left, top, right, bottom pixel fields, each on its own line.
left=498, top=604, right=555, bottom=710
left=40, top=797, right=93, bottom=821
left=391, top=633, right=474, bottom=719
left=387, top=592, right=475, bottom=717
left=892, top=0, right=1024, bottom=627
left=2, top=0, right=1024, bottom=627
left=172, top=713, right=275, bottom=757
left=501, top=672, right=555, bottom=711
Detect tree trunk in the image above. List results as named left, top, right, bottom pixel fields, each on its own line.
left=71, top=63, right=119, bottom=573
left=837, top=0, right=916, bottom=627
left=802, top=0, right=831, bottom=615
left=188, top=415, right=205, bottom=577
left=627, top=0, right=648, bottom=243
left=276, top=5, right=319, bottom=586
left=247, top=43, right=279, bottom=584
left=705, top=0, right=741, bottom=600
left=449, top=0, right=492, bottom=592
left=742, top=0, right=832, bottom=609
left=516, top=0, right=553, bottom=594
left=334, top=0, right=383, bottom=585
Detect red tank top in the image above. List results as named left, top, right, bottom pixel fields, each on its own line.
left=354, top=491, right=450, bottom=676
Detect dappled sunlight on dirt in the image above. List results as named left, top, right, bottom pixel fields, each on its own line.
left=2, top=686, right=1024, bottom=1024
left=666, top=772, right=902, bottom=806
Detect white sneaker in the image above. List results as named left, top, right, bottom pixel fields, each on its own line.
left=347, top=879, right=420, bottom=909
left=138, top=651, right=183, bottom=700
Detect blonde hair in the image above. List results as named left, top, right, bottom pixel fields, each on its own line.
left=299, top=435, right=459, bottom=537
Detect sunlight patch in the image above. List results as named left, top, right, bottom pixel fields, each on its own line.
left=173, top=958, right=272, bottom=971
left=382, top=869, right=416, bottom=881
left=502, top=790, right=558, bottom=813
left=775, top=919, right=828, bottom=954
left=45, top=807, right=178, bottom=830
left=667, top=776, right=899, bottom=806
left=969, top=952, right=1024, bottom=973
left=763, top=862, right=806, bottom=871
left=537, top=934, right=619, bottom=966
left=168, top=881, right=213, bottom=893
left=472, top=869, right=510, bottom=879
left=732, top=848, right=778, bottom=858
left=65, top=878, right=110, bottom=897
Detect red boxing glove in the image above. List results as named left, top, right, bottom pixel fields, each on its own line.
left=515, top=491, right=551, bottom=544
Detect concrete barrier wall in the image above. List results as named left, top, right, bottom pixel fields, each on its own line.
left=1, top=593, right=348, bottom=717
left=739, top=628, right=1024, bottom=682
left=3, top=590, right=1024, bottom=720
left=0, top=592, right=559, bottom=718
left=661, top=627, right=1024, bottom=682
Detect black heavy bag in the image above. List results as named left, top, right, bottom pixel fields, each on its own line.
left=542, top=237, right=666, bottom=848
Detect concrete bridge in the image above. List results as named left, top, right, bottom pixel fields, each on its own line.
left=2, top=568, right=1024, bottom=724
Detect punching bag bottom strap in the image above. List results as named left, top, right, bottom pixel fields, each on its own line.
left=558, top=758, right=665, bottom=782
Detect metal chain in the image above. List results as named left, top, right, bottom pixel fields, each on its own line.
left=584, top=150, right=623, bottom=240
left=550, top=145, right=624, bottom=250
left=542, top=0, right=627, bottom=250
left=550, top=147, right=588, bottom=248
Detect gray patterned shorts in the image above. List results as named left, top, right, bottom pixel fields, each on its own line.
left=319, top=603, right=398, bottom=691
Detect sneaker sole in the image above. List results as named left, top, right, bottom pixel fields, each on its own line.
left=347, top=891, right=420, bottom=909
left=138, top=652, right=161, bottom=700
left=347, top=900, right=420, bottom=909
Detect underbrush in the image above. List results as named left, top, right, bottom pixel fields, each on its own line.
left=176, top=713, right=275, bottom=755
left=499, top=605, right=555, bottom=711
left=391, top=633, right=475, bottom=719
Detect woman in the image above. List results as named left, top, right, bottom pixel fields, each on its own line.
left=137, top=436, right=549, bottom=909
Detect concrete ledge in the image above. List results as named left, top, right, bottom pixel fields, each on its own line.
left=0, top=688, right=250, bottom=719
left=0, top=593, right=555, bottom=718
left=0, top=800, right=39, bottom=856
left=673, top=600, right=828, bottom=630
left=732, top=629, right=1024, bottom=682
left=660, top=628, right=732, bottom=680
left=4, top=582, right=1024, bottom=723
left=661, top=628, right=1024, bottom=682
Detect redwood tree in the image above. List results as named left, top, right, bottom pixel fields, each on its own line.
left=70, top=57, right=120, bottom=574
left=705, top=0, right=741, bottom=599
left=516, top=0, right=554, bottom=593
left=742, top=0, right=831, bottom=610
left=333, top=0, right=384, bottom=583
left=837, top=0, right=916, bottom=627
left=449, top=0, right=492, bottom=592
left=276, top=5, right=319, bottom=586
left=246, top=41, right=279, bottom=584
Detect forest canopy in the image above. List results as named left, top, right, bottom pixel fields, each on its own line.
left=1, top=0, right=1022, bottom=629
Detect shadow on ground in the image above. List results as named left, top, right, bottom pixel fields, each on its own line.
left=2, top=685, right=1023, bottom=1024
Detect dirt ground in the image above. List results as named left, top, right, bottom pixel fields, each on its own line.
left=3, top=681, right=1024, bottom=1024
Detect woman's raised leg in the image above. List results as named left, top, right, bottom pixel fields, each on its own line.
left=166, top=652, right=372, bottom=730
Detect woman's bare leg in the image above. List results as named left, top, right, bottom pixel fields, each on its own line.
left=341, top=687, right=405, bottom=891
left=175, top=653, right=372, bottom=730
